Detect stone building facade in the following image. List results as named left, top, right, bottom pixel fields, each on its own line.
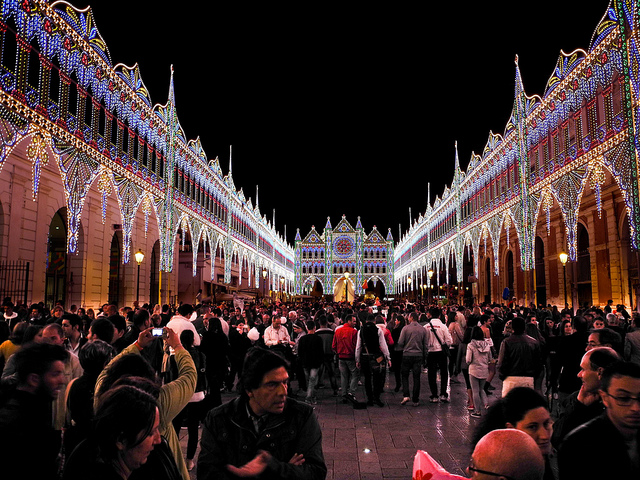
left=395, top=1, right=640, bottom=310
left=0, top=1, right=293, bottom=310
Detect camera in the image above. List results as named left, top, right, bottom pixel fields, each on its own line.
left=152, top=328, right=164, bottom=337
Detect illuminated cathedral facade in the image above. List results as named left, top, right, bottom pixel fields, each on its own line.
left=294, top=217, right=394, bottom=301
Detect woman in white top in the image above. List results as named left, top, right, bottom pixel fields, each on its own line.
left=466, top=326, right=493, bottom=418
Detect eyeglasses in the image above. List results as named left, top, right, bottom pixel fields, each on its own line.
left=604, top=392, right=640, bottom=407
left=468, top=459, right=516, bottom=480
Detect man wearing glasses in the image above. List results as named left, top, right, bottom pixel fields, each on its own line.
left=469, top=429, right=544, bottom=480
left=558, top=361, right=640, bottom=479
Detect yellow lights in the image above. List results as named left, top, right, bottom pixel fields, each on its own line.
left=134, top=250, right=144, bottom=265
left=559, top=252, right=568, bottom=265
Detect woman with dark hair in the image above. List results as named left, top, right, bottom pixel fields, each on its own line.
left=171, top=330, right=206, bottom=471
left=466, top=326, right=492, bottom=418
left=94, top=327, right=196, bottom=480
left=447, top=310, right=464, bottom=380
left=0, top=321, right=28, bottom=371
left=64, top=340, right=116, bottom=456
left=291, top=320, right=308, bottom=394
left=456, top=326, right=474, bottom=411
left=63, top=385, right=161, bottom=480
left=0, top=319, right=10, bottom=345
left=473, top=387, right=555, bottom=480
left=526, top=319, right=547, bottom=395
left=391, top=314, right=405, bottom=392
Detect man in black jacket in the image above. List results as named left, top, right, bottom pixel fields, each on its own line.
left=297, top=320, right=325, bottom=404
left=497, top=316, right=541, bottom=397
left=558, top=361, right=640, bottom=479
left=198, top=347, right=326, bottom=480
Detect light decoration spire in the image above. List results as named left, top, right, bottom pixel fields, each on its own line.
left=513, top=54, right=535, bottom=271
left=160, top=65, right=177, bottom=272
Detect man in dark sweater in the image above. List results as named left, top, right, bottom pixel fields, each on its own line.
left=298, top=320, right=325, bottom=404
left=0, top=342, right=69, bottom=480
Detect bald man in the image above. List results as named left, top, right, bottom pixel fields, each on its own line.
left=469, top=429, right=544, bottom=480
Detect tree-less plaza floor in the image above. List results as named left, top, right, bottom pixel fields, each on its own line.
left=182, top=369, right=492, bottom=479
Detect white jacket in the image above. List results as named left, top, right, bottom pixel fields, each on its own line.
left=424, top=319, right=453, bottom=353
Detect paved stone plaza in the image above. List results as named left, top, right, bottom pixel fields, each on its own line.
left=181, top=370, right=499, bottom=479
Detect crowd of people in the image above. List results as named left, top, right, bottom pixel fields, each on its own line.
left=0, top=295, right=639, bottom=479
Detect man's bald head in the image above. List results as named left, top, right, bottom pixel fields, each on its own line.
left=471, top=429, right=544, bottom=480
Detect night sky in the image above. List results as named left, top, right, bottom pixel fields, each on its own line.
left=83, top=0, right=611, bottom=246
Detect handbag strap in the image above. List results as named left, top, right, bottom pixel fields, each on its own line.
left=428, top=322, right=446, bottom=349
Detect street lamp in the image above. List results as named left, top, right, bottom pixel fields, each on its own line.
left=262, top=267, right=267, bottom=301
left=559, top=252, right=568, bottom=310
left=428, top=269, right=433, bottom=304
left=134, top=250, right=144, bottom=305
left=407, top=276, right=412, bottom=300
left=280, top=277, right=285, bottom=301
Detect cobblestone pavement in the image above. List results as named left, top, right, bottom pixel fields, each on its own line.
left=181, top=369, right=502, bottom=479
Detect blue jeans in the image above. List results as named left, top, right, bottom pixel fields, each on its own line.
left=401, top=355, right=423, bottom=403
left=339, top=358, right=359, bottom=396
left=305, top=367, right=319, bottom=400
left=469, top=375, right=488, bottom=414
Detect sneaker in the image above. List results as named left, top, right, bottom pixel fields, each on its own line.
left=412, top=401, right=420, bottom=407
left=429, top=396, right=439, bottom=403
left=470, top=412, right=481, bottom=418
left=401, top=397, right=411, bottom=405
left=440, top=395, right=449, bottom=403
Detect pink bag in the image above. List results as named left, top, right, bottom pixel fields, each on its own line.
left=413, top=450, right=468, bottom=480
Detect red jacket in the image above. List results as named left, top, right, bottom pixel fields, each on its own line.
left=332, top=325, right=357, bottom=359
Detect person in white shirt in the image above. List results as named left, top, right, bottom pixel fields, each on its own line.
left=424, top=307, right=453, bottom=403
left=166, top=304, right=201, bottom=349
left=263, top=317, right=292, bottom=348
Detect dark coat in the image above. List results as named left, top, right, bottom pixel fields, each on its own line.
left=497, top=333, right=541, bottom=379
left=0, top=388, right=59, bottom=480
left=198, top=396, right=327, bottom=480
left=558, top=413, right=640, bottom=479
left=297, top=333, right=325, bottom=369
